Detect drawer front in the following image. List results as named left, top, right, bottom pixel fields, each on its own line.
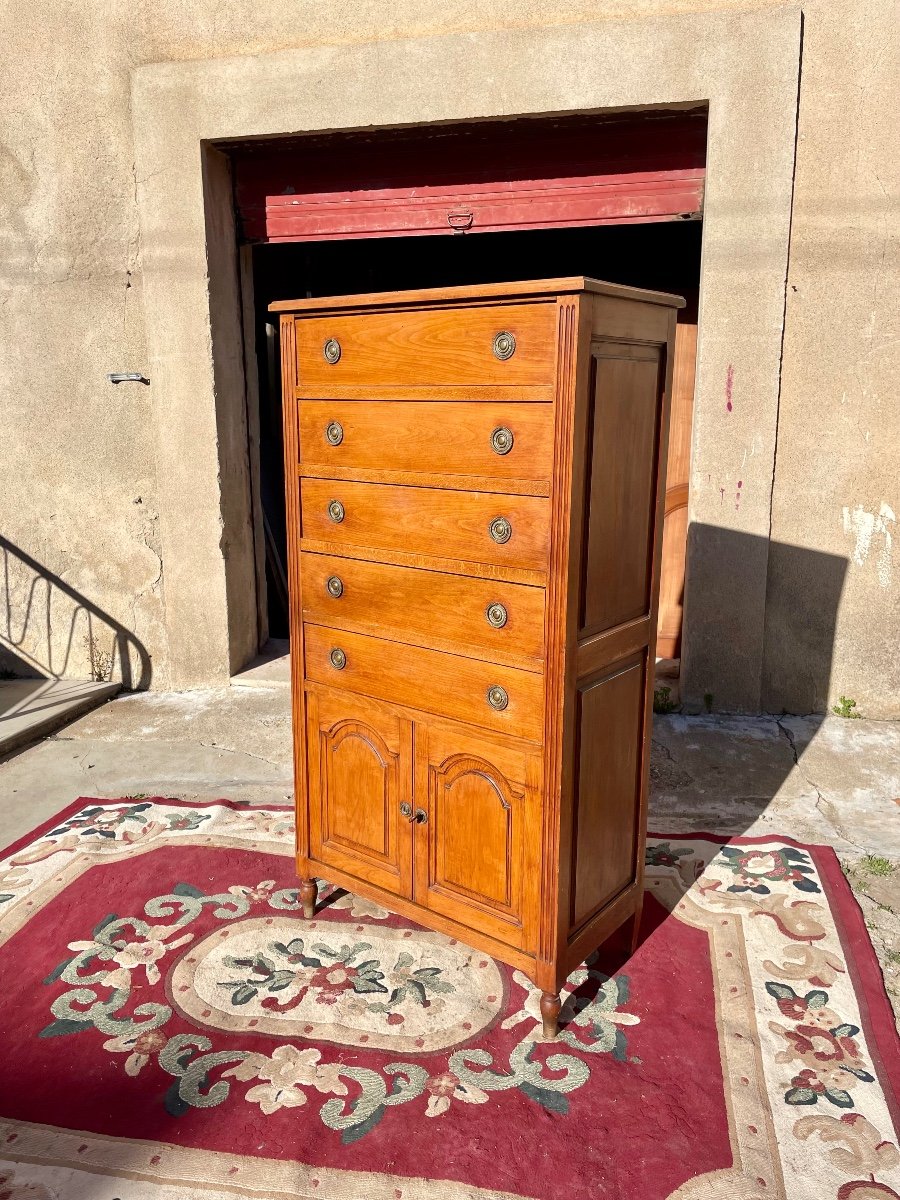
left=295, top=303, right=556, bottom=397
left=299, top=401, right=554, bottom=484
left=301, top=552, right=545, bottom=668
left=304, top=624, right=544, bottom=742
left=300, top=479, right=550, bottom=572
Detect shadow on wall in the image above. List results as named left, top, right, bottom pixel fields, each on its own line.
left=683, top=524, right=849, bottom=716
left=0, top=535, right=151, bottom=690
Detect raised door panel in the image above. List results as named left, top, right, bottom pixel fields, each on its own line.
left=413, top=720, right=541, bottom=951
left=569, top=657, right=645, bottom=935
left=580, top=348, right=664, bottom=638
left=306, top=688, right=413, bottom=897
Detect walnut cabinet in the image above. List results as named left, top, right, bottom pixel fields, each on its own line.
left=271, top=278, right=682, bottom=1037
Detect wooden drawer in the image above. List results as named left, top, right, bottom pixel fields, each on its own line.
left=300, top=479, right=550, bottom=572
left=301, top=551, right=545, bottom=669
left=304, top=624, right=545, bottom=742
left=294, top=303, right=556, bottom=398
left=299, top=401, right=553, bottom=486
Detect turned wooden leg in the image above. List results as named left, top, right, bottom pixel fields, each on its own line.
left=299, top=877, right=317, bottom=919
left=540, top=991, right=562, bottom=1040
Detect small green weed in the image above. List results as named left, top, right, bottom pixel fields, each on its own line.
left=832, top=695, right=862, bottom=719
left=860, top=855, right=894, bottom=878
left=653, top=686, right=678, bottom=715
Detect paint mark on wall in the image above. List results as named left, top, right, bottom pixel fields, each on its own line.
left=842, top=502, right=895, bottom=588
left=725, top=364, right=734, bottom=413
left=735, top=479, right=743, bottom=511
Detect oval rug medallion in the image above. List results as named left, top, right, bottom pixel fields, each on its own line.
left=169, top=916, right=506, bottom=1052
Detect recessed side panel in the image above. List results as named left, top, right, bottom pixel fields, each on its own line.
left=569, top=656, right=645, bottom=934
left=580, top=350, right=663, bottom=638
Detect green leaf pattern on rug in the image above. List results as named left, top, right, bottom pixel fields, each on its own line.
left=37, top=873, right=640, bottom=1138
left=715, top=845, right=821, bottom=895
left=766, top=980, right=877, bottom=1110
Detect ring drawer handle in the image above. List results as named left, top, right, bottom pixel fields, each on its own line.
left=487, top=685, right=509, bottom=711
left=489, top=516, right=512, bottom=544
left=323, top=338, right=342, bottom=364
left=325, top=420, right=343, bottom=446
left=400, top=802, right=413, bottom=819
left=492, top=331, right=516, bottom=361
left=326, top=575, right=344, bottom=598
left=328, top=499, right=345, bottom=523
left=491, top=426, right=514, bottom=455
left=486, top=602, right=508, bottom=628
left=329, top=647, right=347, bottom=670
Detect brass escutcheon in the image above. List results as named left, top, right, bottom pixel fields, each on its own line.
left=486, top=602, right=508, bottom=628
left=326, top=575, right=344, bottom=598
left=492, top=331, right=516, bottom=361
left=328, top=499, right=345, bottom=523
left=325, top=420, right=343, bottom=445
left=400, top=802, right=413, bottom=819
left=323, top=338, right=342, bottom=364
left=487, top=685, right=509, bottom=711
left=329, top=647, right=347, bottom=670
left=489, top=516, right=512, bottom=544
left=491, top=426, right=514, bottom=455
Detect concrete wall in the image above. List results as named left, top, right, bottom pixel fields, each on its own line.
left=1, top=0, right=897, bottom=715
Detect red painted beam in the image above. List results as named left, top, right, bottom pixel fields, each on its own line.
left=248, top=170, right=702, bottom=241
left=231, top=110, right=707, bottom=243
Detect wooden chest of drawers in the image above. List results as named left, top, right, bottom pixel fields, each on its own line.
left=272, top=277, right=682, bottom=1037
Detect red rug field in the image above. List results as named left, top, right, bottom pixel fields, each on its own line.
left=0, top=798, right=898, bottom=1200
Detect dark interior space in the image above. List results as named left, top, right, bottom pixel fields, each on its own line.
left=251, top=219, right=703, bottom=639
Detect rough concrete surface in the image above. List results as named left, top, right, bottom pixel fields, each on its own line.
left=1, top=0, right=897, bottom=714
left=0, top=691, right=896, bottom=1023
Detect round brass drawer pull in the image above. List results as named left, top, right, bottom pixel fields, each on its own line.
left=487, top=685, right=509, bottom=711
left=326, top=575, right=344, bottom=598
left=413, top=807, right=428, bottom=824
left=323, top=338, right=342, bottom=364
left=486, top=602, right=508, bottom=628
left=329, top=647, right=347, bottom=670
left=325, top=420, right=343, bottom=445
left=489, top=516, right=512, bottom=544
left=491, top=426, right=514, bottom=455
left=400, top=802, right=413, bottom=819
left=327, top=499, right=345, bottom=523
left=492, top=331, right=516, bottom=361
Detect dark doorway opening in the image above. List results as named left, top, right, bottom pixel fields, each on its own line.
left=250, top=219, right=702, bottom=647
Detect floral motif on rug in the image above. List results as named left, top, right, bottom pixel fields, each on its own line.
left=0, top=798, right=897, bottom=1200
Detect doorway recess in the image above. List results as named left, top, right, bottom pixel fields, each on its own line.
left=229, top=109, right=707, bottom=691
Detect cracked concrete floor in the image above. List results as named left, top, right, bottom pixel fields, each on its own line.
left=0, top=687, right=898, bottom=1022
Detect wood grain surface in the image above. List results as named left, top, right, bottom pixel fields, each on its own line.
left=300, top=478, right=551, bottom=572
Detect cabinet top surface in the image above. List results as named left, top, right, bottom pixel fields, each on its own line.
left=269, top=276, right=685, bottom=314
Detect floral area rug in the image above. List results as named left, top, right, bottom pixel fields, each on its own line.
left=0, top=799, right=898, bottom=1200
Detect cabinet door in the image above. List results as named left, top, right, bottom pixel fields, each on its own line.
left=306, top=688, right=413, bottom=898
left=413, top=719, right=541, bottom=951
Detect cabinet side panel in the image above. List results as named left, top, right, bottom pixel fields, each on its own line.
left=580, top=352, right=663, bottom=637
left=569, top=657, right=645, bottom=932
left=280, top=315, right=309, bottom=867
